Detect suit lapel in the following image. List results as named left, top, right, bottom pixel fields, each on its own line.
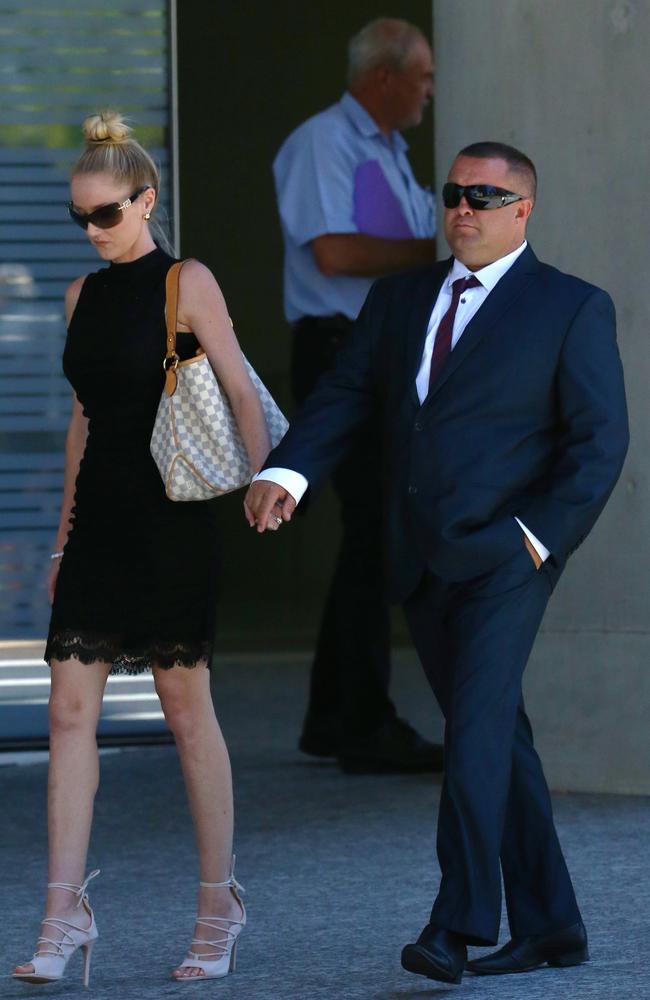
left=404, top=259, right=452, bottom=406
left=424, top=245, right=541, bottom=407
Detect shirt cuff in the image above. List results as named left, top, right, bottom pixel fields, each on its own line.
left=515, top=517, right=550, bottom=563
left=253, top=468, right=309, bottom=506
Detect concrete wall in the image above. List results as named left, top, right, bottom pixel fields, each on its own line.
left=433, top=0, right=649, bottom=793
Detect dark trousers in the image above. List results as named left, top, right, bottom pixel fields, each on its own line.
left=403, top=547, right=582, bottom=945
left=291, top=316, right=396, bottom=743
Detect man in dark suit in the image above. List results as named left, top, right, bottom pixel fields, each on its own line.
left=244, top=142, right=629, bottom=984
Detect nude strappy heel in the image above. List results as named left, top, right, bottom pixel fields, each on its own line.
left=12, top=870, right=100, bottom=987
left=173, top=857, right=246, bottom=982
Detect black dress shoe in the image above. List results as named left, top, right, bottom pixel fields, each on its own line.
left=401, top=926, right=466, bottom=984
left=466, top=921, right=589, bottom=975
left=338, top=718, right=444, bottom=774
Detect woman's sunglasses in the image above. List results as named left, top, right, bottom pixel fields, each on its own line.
left=67, top=185, right=150, bottom=230
left=442, top=182, right=523, bottom=211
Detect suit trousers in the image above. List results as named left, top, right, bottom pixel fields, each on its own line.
left=292, top=317, right=396, bottom=742
left=403, top=545, right=582, bottom=945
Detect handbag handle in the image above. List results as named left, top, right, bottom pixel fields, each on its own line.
left=163, top=260, right=187, bottom=396
left=162, top=258, right=234, bottom=397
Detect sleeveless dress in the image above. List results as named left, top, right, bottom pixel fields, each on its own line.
left=45, top=247, right=220, bottom=674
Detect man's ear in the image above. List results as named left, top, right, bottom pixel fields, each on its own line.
left=375, top=65, right=393, bottom=92
left=515, top=199, right=534, bottom=223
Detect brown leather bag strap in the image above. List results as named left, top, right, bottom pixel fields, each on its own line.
left=164, top=260, right=186, bottom=364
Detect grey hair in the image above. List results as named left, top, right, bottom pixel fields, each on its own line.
left=347, top=18, right=427, bottom=86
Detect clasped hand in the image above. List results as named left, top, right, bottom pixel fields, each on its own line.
left=244, top=481, right=297, bottom=533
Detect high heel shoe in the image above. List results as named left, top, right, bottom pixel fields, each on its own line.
left=173, top=857, right=246, bottom=982
left=12, top=870, right=100, bottom=987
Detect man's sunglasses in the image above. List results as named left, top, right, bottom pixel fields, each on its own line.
left=442, top=182, right=523, bottom=211
left=67, top=185, right=150, bottom=230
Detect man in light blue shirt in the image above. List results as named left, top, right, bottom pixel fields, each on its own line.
left=272, top=18, right=441, bottom=774
left=274, top=91, right=436, bottom=322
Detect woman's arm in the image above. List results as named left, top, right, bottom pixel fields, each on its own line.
left=175, top=260, right=271, bottom=472
left=48, top=278, right=89, bottom=602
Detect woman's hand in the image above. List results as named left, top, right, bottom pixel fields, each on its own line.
left=244, top=481, right=296, bottom=532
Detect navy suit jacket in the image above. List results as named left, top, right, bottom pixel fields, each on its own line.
left=266, top=245, right=629, bottom=602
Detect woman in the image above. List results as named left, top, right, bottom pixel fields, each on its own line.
left=12, top=110, right=273, bottom=985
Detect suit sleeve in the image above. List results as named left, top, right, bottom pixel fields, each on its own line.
left=261, top=281, right=384, bottom=491
left=517, top=289, right=629, bottom=562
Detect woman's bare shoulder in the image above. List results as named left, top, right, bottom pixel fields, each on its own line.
left=178, top=258, right=221, bottom=293
left=177, top=259, right=229, bottom=326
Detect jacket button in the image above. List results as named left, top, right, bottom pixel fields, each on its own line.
left=414, top=421, right=422, bottom=431
left=408, top=485, right=418, bottom=495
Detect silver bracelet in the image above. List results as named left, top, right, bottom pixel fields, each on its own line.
left=50, top=551, right=64, bottom=560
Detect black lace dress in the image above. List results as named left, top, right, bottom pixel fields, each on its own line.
left=45, top=247, right=219, bottom=674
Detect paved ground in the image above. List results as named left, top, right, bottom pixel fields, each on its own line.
left=1, top=654, right=648, bottom=999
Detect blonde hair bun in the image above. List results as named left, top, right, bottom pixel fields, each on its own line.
left=82, top=110, right=132, bottom=145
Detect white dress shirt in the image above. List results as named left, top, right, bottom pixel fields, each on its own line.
left=256, top=239, right=549, bottom=561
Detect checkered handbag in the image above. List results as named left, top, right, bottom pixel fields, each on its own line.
left=150, top=261, right=289, bottom=501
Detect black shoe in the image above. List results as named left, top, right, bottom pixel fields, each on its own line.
left=401, top=926, right=466, bottom=984
left=338, top=718, right=444, bottom=774
left=466, top=921, right=589, bottom=976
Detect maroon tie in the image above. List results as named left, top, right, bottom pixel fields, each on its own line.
left=428, top=275, right=482, bottom=390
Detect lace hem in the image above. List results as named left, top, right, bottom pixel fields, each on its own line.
left=44, top=629, right=211, bottom=674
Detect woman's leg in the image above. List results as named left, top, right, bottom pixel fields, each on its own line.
left=14, top=657, right=111, bottom=974
left=153, top=662, right=242, bottom=980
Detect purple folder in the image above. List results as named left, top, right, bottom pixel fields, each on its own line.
left=352, top=159, right=414, bottom=238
